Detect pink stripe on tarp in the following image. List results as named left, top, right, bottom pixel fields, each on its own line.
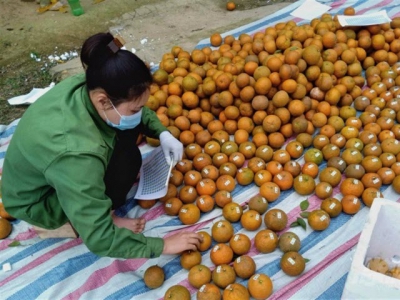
left=0, top=238, right=82, bottom=288
left=270, top=233, right=361, bottom=300
left=357, top=0, right=393, bottom=15
left=61, top=258, right=147, bottom=300
left=330, top=0, right=349, bottom=9
left=140, top=203, right=166, bottom=221
left=0, top=228, right=37, bottom=250
left=163, top=218, right=215, bottom=239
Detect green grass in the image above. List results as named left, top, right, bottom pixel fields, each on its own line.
left=0, top=59, right=54, bottom=125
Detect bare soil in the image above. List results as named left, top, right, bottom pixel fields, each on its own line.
left=0, top=0, right=293, bottom=125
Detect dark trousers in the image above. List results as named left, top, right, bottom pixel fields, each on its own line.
left=104, top=127, right=142, bottom=210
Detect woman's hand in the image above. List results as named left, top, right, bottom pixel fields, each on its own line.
left=162, top=231, right=203, bottom=254
left=159, top=131, right=183, bottom=166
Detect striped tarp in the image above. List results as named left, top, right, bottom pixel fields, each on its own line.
left=2, top=0, right=400, bottom=299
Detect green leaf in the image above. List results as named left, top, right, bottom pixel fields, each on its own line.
left=290, top=221, right=299, bottom=228
left=297, top=217, right=307, bottom=230
left=300, top=211, right=310, bottom=218
left=304, top=258, right=310, bottom=263
left=300, top=199, right=309, bottom=211
left=8, top=240, right=21, bottom=247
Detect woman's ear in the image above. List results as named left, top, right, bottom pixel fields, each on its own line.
left=90, top=90, right=111, bottom=111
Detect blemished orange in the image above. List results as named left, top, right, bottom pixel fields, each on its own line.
left=229, top=233, right=251, bottom=255
left=196, top=283, right=221, bottom=300
left=280, top=251, right=306, bottom=276
left=233, top=255, right=256, bottom=279
left=188, top=264, right=212, bottom=289
left=264, top=208, right=288, bottom=231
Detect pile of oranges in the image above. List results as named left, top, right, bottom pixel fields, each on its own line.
left=142, top=6, right=400, bottom=299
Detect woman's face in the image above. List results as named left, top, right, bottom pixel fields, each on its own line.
left=104, top=89, right=150, bottom=124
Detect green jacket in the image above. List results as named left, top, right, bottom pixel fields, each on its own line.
left=2, top=74, right=166, bottom=259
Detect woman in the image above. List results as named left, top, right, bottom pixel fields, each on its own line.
left=1, top=32, right=202, bottom=258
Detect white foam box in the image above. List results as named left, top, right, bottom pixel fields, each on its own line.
left=342, top=198, right=400, bottom=299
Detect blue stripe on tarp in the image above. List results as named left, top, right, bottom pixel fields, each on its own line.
left=1, top=239, right=61, bottom=266
left=7, top=252, right=100, bottom=300
left=317, top=273, right=348, bottom=300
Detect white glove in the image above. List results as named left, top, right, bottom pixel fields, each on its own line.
left=159, top=131, right=183, bottom=166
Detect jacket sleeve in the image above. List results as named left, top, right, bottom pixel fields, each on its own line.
left=141, top=106, right=168, bottom=139
left=44, top=152, right=164, bottom=259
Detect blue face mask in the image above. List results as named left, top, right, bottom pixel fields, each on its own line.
left=104, top=103, right=142, bottom=130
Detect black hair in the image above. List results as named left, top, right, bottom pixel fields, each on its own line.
left=80, top=32, right=152, bottom=105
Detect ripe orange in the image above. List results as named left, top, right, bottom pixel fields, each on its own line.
left=240, top=209, right=262, bottom=231
left=212, top=263, right=236, bottom=289
left=254, top=229, right=278, bottom=253
left=179, top=203, right=201, bottom=225
left=223, top=283, right=250, bottom=300
left=293, top=174, right=316, bottom=195
left=320, top=197, right=342, bottom=217
left=340, top=177, right=364, bottom=197
left=212, top=220, right=234, bottom=243
left=180, top=250, right=202, bottom=270
left=248, top=273, right=273, bottom=300
left=307, top=209, right=331, bottom=231
left=214, top=190, right=233, bottom=208
left=222, top=202, right=243, bottom=222
left=259, top=182, right=281, bottom=202
left=341, top=195, right=362, bottom=215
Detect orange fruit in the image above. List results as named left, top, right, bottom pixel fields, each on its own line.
left=212, top=220, right=234, bottom=243
left=233, top=255, right=256, bottom=280
left=196, top=195, right=215, bottom=213
left=180, top=250, right=202, bottom=270
left=197, top=231, right=212, bottom=252
left=320, top=197, right=342, bottom=218
left=264, top=208, right=288, bottom=232
left=179, top=203, right=201, bottom=225
left=259, top=182, right=281, bottom=202
left=196, top=178, right=217, bottom=196
left=164, top=285, right=191, bottom=300
left=341, top=195, right=362, bottom=215
left=188, top=264, right=212, bottom=289
left=223, top=283, right=250, bottom=300
left=0, top=203, right=15, bottom=220
left=278, top=231, right=301, bottom=253
left=164, top=197, right=183, bottom=216
left=254, top=229, right=278, bottom=253
left=248, top=273, right=273, bottom=300
left=293, top=174, right=316, bottom=195
left=197, top=283, right=221, bottom=300
left=240, top=209, right=262, bottom=231
left=280, top=251, right=306, bottom=276
left=179, top=185, right=198, bottom=204
left=222, top=202, right=243, bottom=222
left=216, top=174, right=236, bottom=192
left=214, top=190, right=233, bottom=208
left=248, top=195, right=268, bottom=214
left=308, top=209, right=331, bottom=231
left=143, top=265, right=165, bottom=289
left=229, top=233, right=251, bottom=255
left=340, top=178, right=364, bottom=197
left=361, top=187, right=384, bottom=207
left=226, top=1, right=236, bottom=11
left=210, top=243, right=234, bottom=266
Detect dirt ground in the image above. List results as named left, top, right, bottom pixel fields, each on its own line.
left=0, top=0, right=293, bottom=125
